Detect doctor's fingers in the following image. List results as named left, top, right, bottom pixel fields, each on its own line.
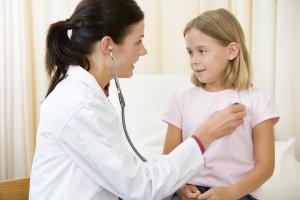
left=226, top=106, right=247, bottom=126
left=230, top=103, right=246, bottom=113
left=229, top=110, right=247, bottom=129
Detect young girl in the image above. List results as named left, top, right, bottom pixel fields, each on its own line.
left=163, top=8, right=279, bottom=200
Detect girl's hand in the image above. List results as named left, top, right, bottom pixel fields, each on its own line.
left=177, top=184, right=201, bottom=200
left=197, top=186, right=234, bottom=200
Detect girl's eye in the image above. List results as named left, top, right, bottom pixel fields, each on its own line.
left=199, top=50, right=206, bottom=54
left=187, top=51, right=193, bottom=57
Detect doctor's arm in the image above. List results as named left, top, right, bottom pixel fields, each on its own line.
left=59, top=103, right=245, bottom=200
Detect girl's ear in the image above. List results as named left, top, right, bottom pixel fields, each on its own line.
left=228, top=42, right=240, bottom=60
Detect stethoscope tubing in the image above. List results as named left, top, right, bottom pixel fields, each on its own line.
left=109, top=47, right=147, bottom=162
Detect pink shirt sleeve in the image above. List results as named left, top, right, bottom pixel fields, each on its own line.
left=162, top=93, right=183, bottom=129
left=162, top=93, right=206, bottom=153
left=250, top=89, right=280, bottom=127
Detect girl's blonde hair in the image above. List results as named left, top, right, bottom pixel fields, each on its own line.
left=184, top=8, right=252, bottom=89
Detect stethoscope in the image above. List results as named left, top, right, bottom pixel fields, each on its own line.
left=108, top=45, right=147, bottom=162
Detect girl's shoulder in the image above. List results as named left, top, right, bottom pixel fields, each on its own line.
left=238, top=88, right=277, bottom=115
left=240, top=87, right=274, bottom=99
left=172, top=86, right=202, bottom=98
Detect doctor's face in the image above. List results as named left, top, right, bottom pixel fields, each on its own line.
left=114, top=20, right=147, bottom=78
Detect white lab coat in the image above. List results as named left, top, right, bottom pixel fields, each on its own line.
left=29, top=66, right=205, bottom=200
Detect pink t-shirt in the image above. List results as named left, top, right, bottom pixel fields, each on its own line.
left=162, top=86, right=279, bottom=199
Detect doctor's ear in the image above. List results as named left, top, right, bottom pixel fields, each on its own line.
left=100, top=36, right=113, bottom=53
left=228, top=42, right=239, bottom=60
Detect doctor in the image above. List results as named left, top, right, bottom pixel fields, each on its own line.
left=29, top=0, right=246, bottom=199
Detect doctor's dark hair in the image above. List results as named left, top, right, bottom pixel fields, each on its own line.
left=45, top=0, right=144, bottom=97
left=184, top=8, right=252, bottom=90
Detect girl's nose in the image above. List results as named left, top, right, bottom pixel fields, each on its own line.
left=190, top=54, right=200, bottom=64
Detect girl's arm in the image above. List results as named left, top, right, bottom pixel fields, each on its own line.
left=163, top=125, right=201, bottom=199
left=230, top=119, right=275, bottom=198
left=198, top=118, right=275, bottom=200
left=163, top=124, right=182, bottom=154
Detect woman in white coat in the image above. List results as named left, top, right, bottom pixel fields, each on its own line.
left=29, top=0, right=246, bottom=199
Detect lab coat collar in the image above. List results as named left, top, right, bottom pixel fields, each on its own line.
left=66, top=65, right=107, bottom=97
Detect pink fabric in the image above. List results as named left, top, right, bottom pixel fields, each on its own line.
left=162, top=86, right=279, bottom=199
left=101, top=87, right=109, bottom=97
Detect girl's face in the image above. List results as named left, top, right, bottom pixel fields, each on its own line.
left=114, top=20, right=147, bottom=78
left=185, top=28, right=231, bottom=91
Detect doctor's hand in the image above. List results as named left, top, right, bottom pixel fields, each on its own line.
left=176, top=184, right=201, bottom=200
left=194, top=104, right=246, bottom=149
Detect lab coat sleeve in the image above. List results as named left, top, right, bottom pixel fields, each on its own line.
left=58, top=101, right=204, bottom=200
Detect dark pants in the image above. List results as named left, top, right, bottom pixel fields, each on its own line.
left=171, top=185, right=257, bottom=200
